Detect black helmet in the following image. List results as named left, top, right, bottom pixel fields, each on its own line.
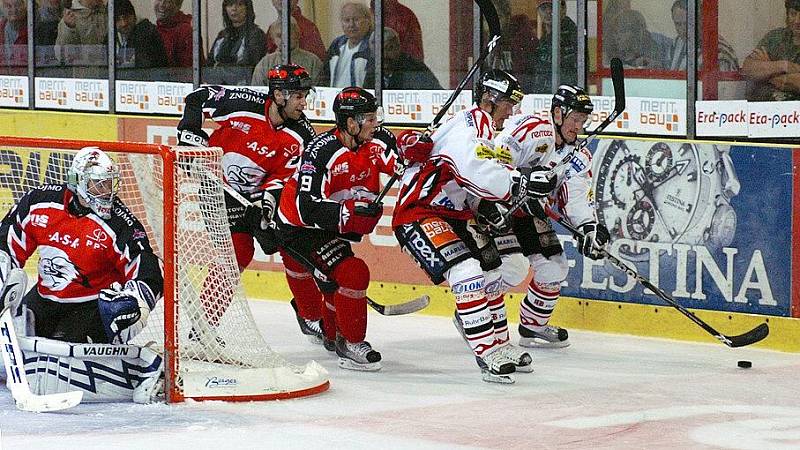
left=475, top=69, right=524, bottom=105
left=268, top=64, right=313, bottom=95
left=333, top=87, right=380, bottom=129
left=552, top=84, right=594, bottom=117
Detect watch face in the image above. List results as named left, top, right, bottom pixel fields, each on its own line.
left=594, top=140, right=703, bottom=260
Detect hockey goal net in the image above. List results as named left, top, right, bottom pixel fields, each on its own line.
left=0, top=136, right=329, bottom=402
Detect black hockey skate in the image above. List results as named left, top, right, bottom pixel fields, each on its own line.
left=335, top=335, right=381, bottom=371
left=519, top=324, right=570, bottom=348
left=290, top=299, right=324, bottom=345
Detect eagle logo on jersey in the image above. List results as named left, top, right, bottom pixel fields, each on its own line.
left=38, top=246, right=80, bottom=291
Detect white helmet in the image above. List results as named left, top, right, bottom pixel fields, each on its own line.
left=67, top=146, right=120, bottom=219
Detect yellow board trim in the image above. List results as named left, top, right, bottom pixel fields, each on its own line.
left=242, top=270, right=800, bottom=353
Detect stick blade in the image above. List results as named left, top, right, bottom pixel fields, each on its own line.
left=368, top=295, right=430, bottom=316
left=609, top=57, right=626, bottom=112
left=721, top=323, right=769, bottom=348
left=16, top=390, right=83, bottom=413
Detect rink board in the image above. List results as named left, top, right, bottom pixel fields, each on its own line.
left=0, top=111, right=798, bottom=351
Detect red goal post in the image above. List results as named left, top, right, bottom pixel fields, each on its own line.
left=0, top=136, right=330, bottom=402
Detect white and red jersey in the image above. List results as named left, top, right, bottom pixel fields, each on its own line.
left=0, top=185, right=164, bottom=304
left=178, top=86, right=316, bottom=199
left=392, top=105, right=518, bottom=227
left=278, top=126, right=397, bottom=233
left=496, top=113, right=597, bottom=227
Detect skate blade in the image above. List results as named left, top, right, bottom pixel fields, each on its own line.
left=481, top=370, right=515, bottom=384
left=337, top=357, right=382, bottom=372
left=519, top=337, right=571, bottom=349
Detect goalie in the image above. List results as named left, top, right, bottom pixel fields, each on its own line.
left=0, top=146, right=164, bottom=403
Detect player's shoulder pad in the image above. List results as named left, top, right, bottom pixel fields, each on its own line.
left=304, top=130, right=341, bottom=161
left=285, top=114, right=316, bottom=144
left=371, top=126, right=397, bottom=151
left=107, top=199, right=147, bottom=234
left=505, top=113, right=554, bottom=141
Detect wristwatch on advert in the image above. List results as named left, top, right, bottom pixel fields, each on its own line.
left=593, top=139, right=740, bottom=260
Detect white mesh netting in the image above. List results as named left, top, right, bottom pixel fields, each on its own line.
left=0, top=143, right=328, bottom=401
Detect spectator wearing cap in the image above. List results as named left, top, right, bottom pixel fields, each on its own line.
left=115, top=0, right=168, bottom=70
left=252, top=17, right=322, bottom=86
left=742, top=0, right=800, bottom=101
left=267, top=0, right=326, bottom=61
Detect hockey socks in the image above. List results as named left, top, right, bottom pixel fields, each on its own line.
left=282, top=252, right=322, bottom=321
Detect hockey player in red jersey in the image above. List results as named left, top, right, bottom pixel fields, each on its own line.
left=277, top=87, right=398, bottom=371
left=0, top=147, right=163, bottom=344
left=494, top=84, right=609, bottom=348
left=392, top=70, right=556, bottom=383
left=177, top=64, right=327, bottom=342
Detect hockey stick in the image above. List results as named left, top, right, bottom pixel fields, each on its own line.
left=545, top=207, right=769, bottom=348
left=503, top=58, right=626, bottom=220
left=373, top=0, right=502, bottom=205
left=367, top=294, right=430, bottom=316
left=1, top=305, right=84, bottom=412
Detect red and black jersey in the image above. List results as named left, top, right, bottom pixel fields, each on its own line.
left=278, top=126, right=397, bottom=233
left=0, top=184, right=163, bottom=304
left=177, top=86, right=316, bottom=199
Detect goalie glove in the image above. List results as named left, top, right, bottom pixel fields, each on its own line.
left=177, top=129, right=209, bottom=147
left=576, top=222, right=610, bottom=260
left=98, top=280, right=156, bottom=344
left=475, top=199, right=512, bottom=234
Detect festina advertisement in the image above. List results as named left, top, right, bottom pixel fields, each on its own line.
left=558, top=137, right=794, bottom=317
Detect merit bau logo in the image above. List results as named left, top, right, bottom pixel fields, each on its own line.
left=639, top=98, right=681, bottom=132
left=0, top=77, right=26, bottom=105
left=118, top=82, right=149, bottom=111
left=37, top=79, right=68, bottom=106
left=385, top=91, right=422, bottom=120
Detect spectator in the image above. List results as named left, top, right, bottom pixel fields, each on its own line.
left=365, top=27, right=440, bottom=90
left=54, top=0, right=107, bottom=68
left=668, top=0, right=739, bottom=72
left=528, top=0, right=577, bottom=93
left=603, top=9, right=671, bottom=69
left=207, top=0, right=266, bottom=68
left=154, top=0, right=194, bottom=67
left=370, top=0, right=423, bottom=61
left=741, top=0, right=800, bottom=101
left=115, top=0, right=168, bottom=70
left=490, top=0, right=538, bottom=89
left=0, top=0, right=28, bottom=71
left=35, top=0, right=63, bottom=46
left=323, top=2, right=373, bottom=88
left=601, top=0, right=631, bottom=51
left=252, top=18, right=322, bottom=86
left=267, top=0, right=325, bottom=61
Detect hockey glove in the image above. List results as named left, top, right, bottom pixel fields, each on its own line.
left=98, top=280, right=156, bottom=344
left=339, top=199, right=383, bottom=235
left=576, top=222, right=610, bottom=260
left=515, top=166, right=557, bottom=199
left=396, top=129, right=433, bottom=164
left=475, top=199, right=512, bottom=234
left=177, top=129, right=209, bottom=147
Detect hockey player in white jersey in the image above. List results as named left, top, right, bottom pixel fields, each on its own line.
left=493, top=84, right=610, bottom=348
left=393, top=70, right=557, bottom=383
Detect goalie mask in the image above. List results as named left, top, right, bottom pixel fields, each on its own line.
left=68, top=146, right=120, bottom=219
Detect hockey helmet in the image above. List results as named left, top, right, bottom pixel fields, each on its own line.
left=552, top=84, right=594, bottom=119
left=268, top=64, right=313, bottom=94
left=333, top=87, right=383, bottom=129
left=475, top=69, right=525, bottom=105
left=68, top=146, right=120, bottom=219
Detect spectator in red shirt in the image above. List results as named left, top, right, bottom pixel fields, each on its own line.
left=0, top=0, right=28, bottom=71
left=267, top=0, right=326, bottom=61
left=154, top=0, right=194, bottom=67
left=370, top=0, right=423, bottom=61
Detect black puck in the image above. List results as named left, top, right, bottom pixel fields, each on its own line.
left=737, top=360, right=752, bottom=369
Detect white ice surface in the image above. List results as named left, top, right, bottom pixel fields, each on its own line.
left=1, top=299, right=799, bottom=450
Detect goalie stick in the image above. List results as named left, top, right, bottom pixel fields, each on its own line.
left=545, top=207, right=769, bottom=348
left=373, top=0, right=502, bottom=205
left=207, top=172, right=428, bottom=316
left=1, top=299, right=84, bottom=412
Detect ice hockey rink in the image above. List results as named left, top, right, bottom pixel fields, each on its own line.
left=1, top=298, right=799, bottom=450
